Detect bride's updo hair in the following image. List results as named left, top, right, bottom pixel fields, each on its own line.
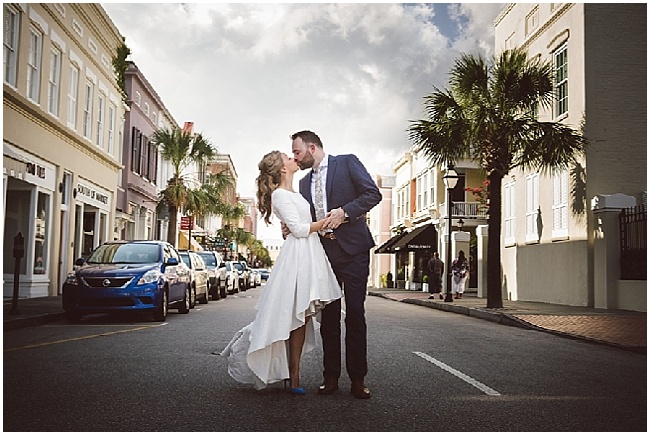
left=256, top=151, right=284, bottom=225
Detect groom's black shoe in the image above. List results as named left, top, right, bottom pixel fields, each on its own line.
left=318, top=377, right=339, bottom=395
left=351, top=379, right=371, bottom=399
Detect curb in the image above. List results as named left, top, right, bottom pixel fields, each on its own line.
left=3, top=312, right=68, bottom=332
left=369, top=291, right=646, bottom=354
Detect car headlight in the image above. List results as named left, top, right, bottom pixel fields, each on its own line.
left=65, top=272, right=78, bottom=285
left=138, top=269, right=162, bottom=285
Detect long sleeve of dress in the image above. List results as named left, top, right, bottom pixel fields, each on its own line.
left=272, top=189, right=310, bottom=238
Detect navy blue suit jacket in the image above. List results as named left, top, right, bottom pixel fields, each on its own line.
left=299, top=154, right=382, bottom=256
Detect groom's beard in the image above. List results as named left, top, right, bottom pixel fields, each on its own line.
left=298, top=153, right=315, bottom=170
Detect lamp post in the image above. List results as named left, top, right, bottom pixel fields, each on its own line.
left=443, top=164, right=459, bottom=302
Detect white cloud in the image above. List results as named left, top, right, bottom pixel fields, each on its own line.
left=102, top=3, right=506, bottom=240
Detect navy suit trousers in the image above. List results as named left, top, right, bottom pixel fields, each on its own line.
left=319, top=236, right=369, bottom=382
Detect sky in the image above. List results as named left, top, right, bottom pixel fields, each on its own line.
left=102, top=2, right=506, bottom=240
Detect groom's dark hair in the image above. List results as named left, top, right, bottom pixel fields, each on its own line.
left=291, top=130, right=323, bottom=149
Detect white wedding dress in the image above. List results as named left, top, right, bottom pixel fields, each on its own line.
left=221, top=188, right=342, bottom=390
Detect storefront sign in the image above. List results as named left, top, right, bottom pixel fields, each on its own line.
left=76, top=180, right=111, bottom=210
left=3, top=143, right=55, bottom=191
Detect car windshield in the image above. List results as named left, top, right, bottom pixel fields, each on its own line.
left=232, top=263, right=243, bottom=271
left=197, top=253, right=216, bottom=266
left=179, top=252, right=190, bottom=266
left=87, top=243, right=160, bottom=264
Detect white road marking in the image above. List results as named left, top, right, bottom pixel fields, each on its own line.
left=413, top=351, right=501, bottom=396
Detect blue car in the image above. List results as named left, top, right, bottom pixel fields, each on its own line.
left=62, top=240, right=191, bottom=322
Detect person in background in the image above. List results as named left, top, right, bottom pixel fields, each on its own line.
left=427, top=252, right=444, bottom=299
left=451, top=250, right=469, bottom=299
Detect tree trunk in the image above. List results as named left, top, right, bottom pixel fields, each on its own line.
left=167, top=204, right=178, bottom=246
left=486, top=172, right=504, bottom=308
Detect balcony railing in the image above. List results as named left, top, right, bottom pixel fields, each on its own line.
left=443, top=201, right=488, bottom=219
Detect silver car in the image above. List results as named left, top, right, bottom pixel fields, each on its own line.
left=178, top=250, right=209, bottom=307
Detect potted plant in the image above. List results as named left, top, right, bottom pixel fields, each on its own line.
left=396, top=269, right=406, bottom=289
left=422, top=275, right=429, bottom=293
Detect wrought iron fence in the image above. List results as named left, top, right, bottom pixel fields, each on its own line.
left=620, top=204, right=646, bottom=280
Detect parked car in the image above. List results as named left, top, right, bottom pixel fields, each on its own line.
left=224, top=261, right=241, bottom=294
left=178, top=250, right=210, bottom=307
left=62, top=240, right=191, bottom=322
left=233, top=261, right=250, bottom=290
left=196, top=250, right=228, bottom=300
left=250, top=269, right=261, bottom=287
left=256, top=268, right=270, bottom=281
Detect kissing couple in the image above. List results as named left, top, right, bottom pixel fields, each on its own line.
left=221, top=130, right=381, bottom=399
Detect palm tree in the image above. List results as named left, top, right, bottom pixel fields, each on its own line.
left=154, top=127, right=221, bottom=245
left=408, top=47, right=587, bottom=308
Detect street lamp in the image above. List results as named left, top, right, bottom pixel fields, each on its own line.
left=443, top=164, right=459, bottom=302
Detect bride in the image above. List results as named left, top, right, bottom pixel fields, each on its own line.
left=221, top=151, right=342, bottom=394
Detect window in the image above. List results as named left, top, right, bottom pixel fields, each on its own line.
left=27, top=27, right=43, bottom=102
left=34, top=192, right=50, bottom=275
left=525, top=7, right=539, bottom=36
left=96, top=93, right=105, bottom=148
left=152, top=112, right=157, bottom=125
left=107, top=104, right=116, bottom=155
left=67, top=64, right=79, bottom=127
left=82, top=81, right=93, bottom=139
left=416, top=176, right=422, bottom=211
left=48, top=47, right=62, bottom=116
left=134, top=90, right=141, bottom=106
left=147, top=142, right=157, bottom=182
left=140, top=135, right=148, bottom=175
left=504, top=181, right=516, bottom=246
left=423, top=172, right=428, bottom=208
left=143, top=102, right=150, bottom=117
left=554, top=44, right=568, bottom=118
left=552, top=170, right=569, bottom=238
left=525, top=173, right=540, bottom=242
left=131, top=127, right=140, bottom=173
left=429, top=169, right=435, bottom=208
left=3, top=5, right=20, bottom=87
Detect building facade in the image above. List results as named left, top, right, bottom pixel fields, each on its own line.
left=115, top=61, right=178, bottom=242
left=367, top=174, right=394, bottom=288
left=376, top=147, right=487, bottom=292
left=495, top=3, right=646, bottom=309
left=3, top=3, right=127, bottom=297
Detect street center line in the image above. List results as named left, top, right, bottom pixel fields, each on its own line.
left=4, top=323, right=166, bottom=352
left=413, top=351, right=501, bottom=396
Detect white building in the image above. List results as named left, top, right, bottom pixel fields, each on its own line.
left=3, top=4, right=128, bottom=297
left=495, top=3, right=646, bottom=310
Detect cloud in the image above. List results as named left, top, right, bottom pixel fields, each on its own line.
left=102, top=3, right=505, bottom=239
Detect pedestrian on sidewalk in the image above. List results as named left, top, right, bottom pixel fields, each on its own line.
left=426, top=252, right=444, bottom=299
left=451, top=250, right=469, bottom=299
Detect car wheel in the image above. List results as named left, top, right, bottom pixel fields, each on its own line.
left=212, top=281, right=221, bottom=301
left=178, top=286, right=190, bottom=314
left=189, top=285, right=196, bottom=309
left=153, top=290, right=168, bottom=322
left=67, top=311, right=83, bottom=323
left=199, top=287, right=209, bottom=304
left=220, top=282, right=228, bottom=299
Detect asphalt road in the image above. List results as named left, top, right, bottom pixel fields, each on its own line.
left=3, top=285, right=646, bottom=432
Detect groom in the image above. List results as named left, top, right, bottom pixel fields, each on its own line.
left=291, top=130, right=381, bottom=399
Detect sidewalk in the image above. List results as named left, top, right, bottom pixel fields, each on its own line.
left=368, top=288, right=646, bottom=354
left=4, top=291, right=647, bottom=354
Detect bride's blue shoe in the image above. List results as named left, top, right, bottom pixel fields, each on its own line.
left=284, top=379, right=306, bottom=395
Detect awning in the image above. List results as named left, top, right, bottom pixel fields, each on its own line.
left=392, top=224, right=437, bottom=251
left=375, top=224, right=437, bottom=254
left=375, top=233, right=403, bottom=254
